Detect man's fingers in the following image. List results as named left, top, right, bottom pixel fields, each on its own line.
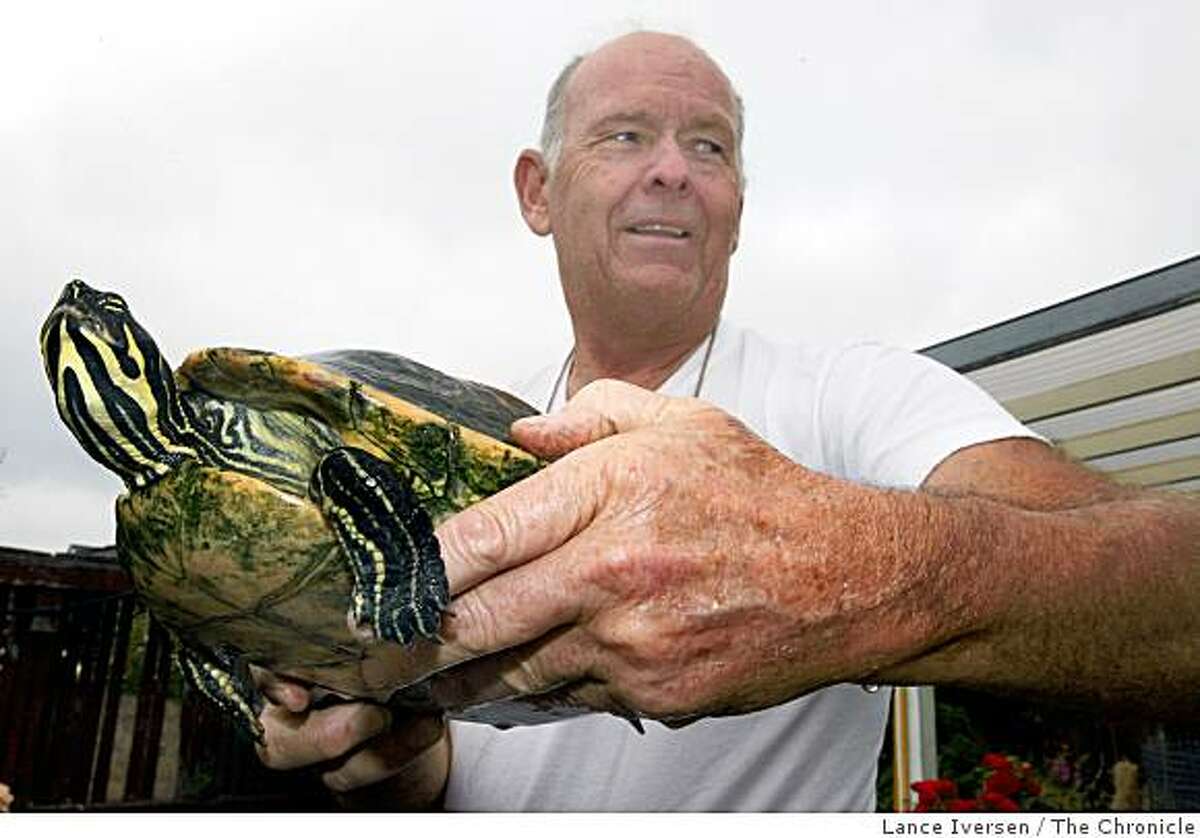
left=512, top=378, right=675, bottom=457
left=441, top=379, right=697, bottom=603
left=428, top=626, right=594, bottom=711
left=427, top=632, right=646, bottom=723
left=257, top=701, right=391, bottom=771
left=251, top=665, right=312, bottom=713
left=435, top=539, right=586, bottom=670
left=437, top=454, right=600, bottom=595
left=441, top=380, right=696, bottom=596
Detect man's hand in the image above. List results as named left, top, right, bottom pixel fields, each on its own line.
left=428, top=380, right=1200, bottom=720
left=254, top=668, right=449, bottom=808
left=429, top=379, right=904, bottom=721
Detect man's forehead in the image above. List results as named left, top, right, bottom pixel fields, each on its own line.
left=565, top=34, right=737, bottom=125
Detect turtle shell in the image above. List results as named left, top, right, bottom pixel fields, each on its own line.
left=115, top=347, right=541, bottom=703
left=179, top=347, right=540, bottom=520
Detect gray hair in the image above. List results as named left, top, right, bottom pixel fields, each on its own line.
left=538, top=41, right=746, bottom=189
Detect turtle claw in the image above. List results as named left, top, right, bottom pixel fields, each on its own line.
left=312, top=446, right=449, bottom=646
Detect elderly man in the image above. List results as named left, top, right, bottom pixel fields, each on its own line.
left=255, top=31, right=1200, bottom=811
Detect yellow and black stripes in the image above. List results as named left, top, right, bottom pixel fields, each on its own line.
left=174, top=642, right=265, bottom=744
left=41, top=285, right=198, bottom=488
left=309, top=447, right=447, bottom=645
left=40, top=281, right=340, bottom=498
left=182, top=394, right=343, bottom=497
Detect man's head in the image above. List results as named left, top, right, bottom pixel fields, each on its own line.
left=515, top=32, right=745, bottom=347
left=539, top=44, right=746, bottom=189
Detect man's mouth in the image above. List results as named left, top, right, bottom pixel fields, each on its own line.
left=626, top=223, right=690, bottom=239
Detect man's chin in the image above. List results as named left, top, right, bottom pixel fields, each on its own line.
left=612, top=259, right=704, bottom=291
left=605, top=268, right=724, bottom=325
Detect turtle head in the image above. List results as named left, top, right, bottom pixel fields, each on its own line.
left=41, top=280, right=196, bottom=488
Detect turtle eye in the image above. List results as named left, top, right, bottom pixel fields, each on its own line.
left=100, top=295, right=129, bottom=314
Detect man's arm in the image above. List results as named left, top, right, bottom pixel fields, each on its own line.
left=884, top=436, right=1200, bottom=714
left=428, top=380, right=1200, bottom=720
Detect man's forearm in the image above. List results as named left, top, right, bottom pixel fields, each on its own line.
left=859, top=482, right=1200, bottom=715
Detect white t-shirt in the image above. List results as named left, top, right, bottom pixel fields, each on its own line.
left=444, top=320, right=1039, bottom=812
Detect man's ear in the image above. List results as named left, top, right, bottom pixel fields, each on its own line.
left=514, top=149, right=552, bottom=236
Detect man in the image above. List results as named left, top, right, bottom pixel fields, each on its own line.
left=255, top=31, right=1200, bottom=810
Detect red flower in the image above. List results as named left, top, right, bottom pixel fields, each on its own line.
left=912, top=779, right=942, bottom=796
left=912, top=778, right=957, bottom=804
left=909, top=756, right=1043, bottom=815
left=984, top=770, right=1023, bottom=798
left=980, top=792, right=1021, bottom=812
left=912, top=780, right=940, bottom=806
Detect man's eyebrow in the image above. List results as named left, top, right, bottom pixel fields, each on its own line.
left=686, top=116, right=736, bottom=139
left=587, top=111, right=655, bottom=133
left=586, top=111, right=735, bottom=137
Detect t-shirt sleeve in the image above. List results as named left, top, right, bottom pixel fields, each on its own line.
left=813, top=342, right=1044, bottom=489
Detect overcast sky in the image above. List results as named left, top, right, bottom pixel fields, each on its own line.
left=3, top=1, right=1197, bottom=552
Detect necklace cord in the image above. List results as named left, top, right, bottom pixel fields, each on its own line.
left=545, top=321, right=719, bottom=413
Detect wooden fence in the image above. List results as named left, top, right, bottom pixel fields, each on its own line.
left=0, top=546, right=328, bottom=810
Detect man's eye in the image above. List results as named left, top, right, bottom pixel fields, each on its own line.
left=693, top=138, right=724, bottom=156
left=612, top=130, right=640, bottom=143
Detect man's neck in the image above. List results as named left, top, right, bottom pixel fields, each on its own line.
left=566, top=322, right=716, bottom=399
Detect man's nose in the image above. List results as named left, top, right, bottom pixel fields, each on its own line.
left=644, top=138, right=690, bottom=193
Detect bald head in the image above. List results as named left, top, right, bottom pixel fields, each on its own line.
left=539, top=32, right=745, bottom=186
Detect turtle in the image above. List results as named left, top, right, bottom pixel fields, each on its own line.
left=39, top=279, right=542, bottom=741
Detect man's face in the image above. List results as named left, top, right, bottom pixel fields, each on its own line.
left=545, top=35, right=743, bottom=327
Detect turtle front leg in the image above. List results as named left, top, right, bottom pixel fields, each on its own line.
left=175, top=642, right=265, bottom=744
left=310, top=446, right=449, bottom=645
